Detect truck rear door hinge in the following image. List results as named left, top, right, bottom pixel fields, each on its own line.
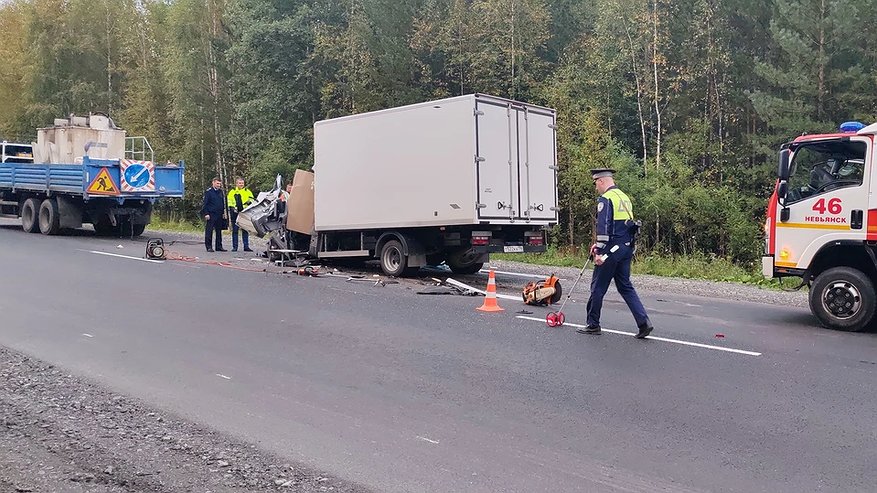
left=475, top=156, right=486, bottom=163
left=476, top=203, right=487, bottom=209
left=548, top=124, right=557, bottom=130
left=474, top=110, right=484, bottom=116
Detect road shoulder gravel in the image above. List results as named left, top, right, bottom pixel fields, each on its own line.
left=0, top=346, right=371, bottom=493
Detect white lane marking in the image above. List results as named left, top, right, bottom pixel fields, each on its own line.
left=82, top=333, right=94, bottom=338
left=516, top=316, right=762, bottom=357
left=85, top=250, right=164, bottom=264
left=216, top=373, right=232, bottom=380
left=417, top=436, right=440, bottom=444
left=445, top=278, right=520, bottom=301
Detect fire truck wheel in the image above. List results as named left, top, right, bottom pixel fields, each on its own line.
left=809, top=267, right=876, bottom=332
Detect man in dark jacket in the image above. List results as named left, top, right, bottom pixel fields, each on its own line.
left=200, top=177, right=227, bottom=252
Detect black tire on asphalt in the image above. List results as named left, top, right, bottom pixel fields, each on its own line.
left=380, top=240, right=415, bottom=277
left=20, top=198, right=41, bottom=233
left=446, top=248, right=484, bottom=275
left=448, top=261, right=484, bottom=276
left=38, top=198, right=61, bottom=235
left=117, top=219, right=133, bottom=237
left=132, top=224, right=146, bottom=237
left=93, top=219, right=115, bottom=236
left=809, top=267, right=876, bottom=332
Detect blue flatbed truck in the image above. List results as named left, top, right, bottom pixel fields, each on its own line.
left=0, top=155, right=184, bottom=236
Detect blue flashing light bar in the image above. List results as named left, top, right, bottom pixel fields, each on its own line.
left=840, top=121, right=866, bottom=133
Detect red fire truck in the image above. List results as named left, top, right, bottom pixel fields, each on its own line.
left=764, top=121, right=877, bottom=331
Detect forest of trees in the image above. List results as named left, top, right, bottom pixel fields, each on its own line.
left=2, top=0, right=876, bottom=265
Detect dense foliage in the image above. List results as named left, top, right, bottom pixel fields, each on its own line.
left=2, top=0, right=874, bottom=264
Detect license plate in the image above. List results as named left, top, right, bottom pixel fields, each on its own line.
left=503, top=245, right=524, bottom=253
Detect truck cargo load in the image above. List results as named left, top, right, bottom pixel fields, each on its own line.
left=32, top=113, right=127, bottom=165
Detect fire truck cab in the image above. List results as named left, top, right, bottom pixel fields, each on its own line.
left=764, top=121, right=877, bottom=331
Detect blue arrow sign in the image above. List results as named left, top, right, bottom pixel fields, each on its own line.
left=124, top=164, right=150, bottom=188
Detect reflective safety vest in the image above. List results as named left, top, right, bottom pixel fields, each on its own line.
left=595, top=186, right=636, bottom=252
left=227, top=187, right=255, bottom=209
left=603, top=188, right=634, bottom=221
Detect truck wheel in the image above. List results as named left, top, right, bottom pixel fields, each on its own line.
left=38, top=198, right=61, bottom=235
left=20, top=198, right=40, bottom=233
left=93, top=219, right=115, bottom=236
left=380, top=240, right=415, bottom=277
left=116, top=220, right=145, bottom=237
left=809, top=267, right=876, bottom=332
left=446, top=248, right=484, bottom=275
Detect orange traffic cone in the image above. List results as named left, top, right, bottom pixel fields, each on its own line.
left=477, top=269, right=504, bottom=313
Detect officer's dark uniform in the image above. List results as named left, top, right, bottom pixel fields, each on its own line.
left=581, top=168, right=653, bottom=339
left=200, top=186, right=226, bottom=252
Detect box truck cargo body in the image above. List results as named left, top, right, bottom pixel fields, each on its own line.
left=261, top=94, right=559, bottom=276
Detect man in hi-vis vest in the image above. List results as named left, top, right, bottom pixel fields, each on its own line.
left=577, top=168, right=653, bottom=339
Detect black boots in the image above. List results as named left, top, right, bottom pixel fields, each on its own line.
left=635, top=324, right=653, bottom=339
left=576, top=325, right=602, bottom=335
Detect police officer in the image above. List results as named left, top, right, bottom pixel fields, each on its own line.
left=200, top=177, right=227, bottom=252
left=577, top=168, right=654, bottom=339
left=227, top=177, right=255, bottom=252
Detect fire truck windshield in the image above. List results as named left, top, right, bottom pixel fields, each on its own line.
left=785, top=140, right=866, bottom=203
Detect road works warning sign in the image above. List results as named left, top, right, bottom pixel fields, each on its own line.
left=86, top=168, right=119, bottom=196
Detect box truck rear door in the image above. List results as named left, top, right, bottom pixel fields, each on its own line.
left=520, top=108, right=558, bottom=221
left=476, top=100, right=520, bottom=220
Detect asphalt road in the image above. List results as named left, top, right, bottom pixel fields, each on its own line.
left=2, top=221, right=876, bottom=492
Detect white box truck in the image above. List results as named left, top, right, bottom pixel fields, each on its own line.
left=258, top=94, right=559, bottom=276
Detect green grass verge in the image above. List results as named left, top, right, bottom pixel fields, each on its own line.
left=148, top=217, right=202, bottom=233
left=494, top=248, right=789, bottom=289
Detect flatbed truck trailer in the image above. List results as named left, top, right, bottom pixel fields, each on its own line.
left=0, top=156, right=184, bottom=236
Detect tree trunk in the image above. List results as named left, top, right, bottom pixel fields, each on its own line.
left=510, top=0, right=516, bottom=99
left=105, top=3, right=113, bottom=115
left=652, top=0, right=662, bottom=170
left=817, top=0, right=826, bottom=121
left=655, top=214, right=661, bottom=248
left=206, top=0, right=226, bottom=186
left=200, top=115, right=205, bottom=189
left=622, top=14, right=648, bottom=173
left=568, top=205, right=574, bottom=247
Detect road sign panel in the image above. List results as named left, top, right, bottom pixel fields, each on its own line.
left=121, top=159, right=155, bottom=192
left=86, top=168, right=119, bottom=196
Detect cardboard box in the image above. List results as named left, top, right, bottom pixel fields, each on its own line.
left=286, top=169, right=315, bottom=234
